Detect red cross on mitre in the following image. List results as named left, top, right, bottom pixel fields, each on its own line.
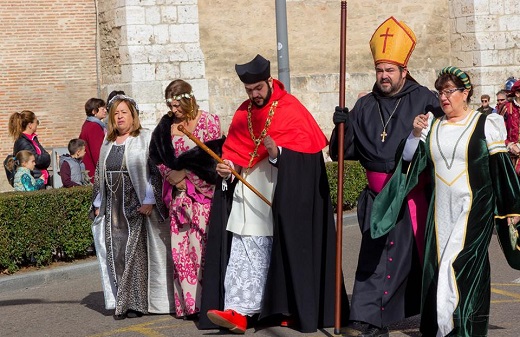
left=380, top=27, right=394, bottom=53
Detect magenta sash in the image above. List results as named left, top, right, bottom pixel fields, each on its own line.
left=366, top=170, right=427, bottom=264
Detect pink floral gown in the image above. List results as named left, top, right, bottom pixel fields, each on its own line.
left=158, top=111, right=221, bottom=317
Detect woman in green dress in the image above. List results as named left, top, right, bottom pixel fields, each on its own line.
left=371, top=67, right=520, bottom=337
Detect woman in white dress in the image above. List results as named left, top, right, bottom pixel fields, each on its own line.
left=372, top=67, right=520, bottom=337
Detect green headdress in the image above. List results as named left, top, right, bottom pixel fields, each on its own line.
left=438, top=66, right=472, bottom=90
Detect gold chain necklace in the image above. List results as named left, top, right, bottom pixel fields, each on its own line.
left=246, top=100, right=278, bottom=174
left=377, top=98, right=401, bottom=142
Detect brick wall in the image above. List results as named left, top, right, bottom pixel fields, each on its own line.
left=0, top=0, right=98, bottom=191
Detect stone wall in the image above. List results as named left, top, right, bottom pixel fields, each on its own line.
left=198, top=0, right=452, bottom=136
left=97, top=0, right=209, bottom=130
left=448, top=1, right=520, bottom=102
left=198, top=0, right=519, bottom=136
left=1, top=0, right=519, bottom=192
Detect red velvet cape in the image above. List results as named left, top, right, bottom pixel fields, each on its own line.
left=223, top=79, right=328, bottom=167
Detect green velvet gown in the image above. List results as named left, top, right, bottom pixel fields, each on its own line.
left=371, top=111, right=520, bottom=337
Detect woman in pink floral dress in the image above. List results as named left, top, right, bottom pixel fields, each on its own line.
left=149, top=79, right=223, bottom=318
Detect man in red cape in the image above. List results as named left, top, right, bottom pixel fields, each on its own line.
left=199, top=54, right=347, bottom=333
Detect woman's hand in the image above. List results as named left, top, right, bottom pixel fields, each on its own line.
left=413, top=114, right=429, bottom=137
left=509, top=216, right=520, bottom=226
left=263, top=135, right=278, bottom=159
left=166, top=169, right=185, bottom=186
left=217, top=160, right=234, bottom=179
left=175, top=179, right=187, bottom=191
left=94, top=208, right=100, bottom=216
left=509, top=144, right=520, bottom=156
left=138, top=204, right=154, bottom=216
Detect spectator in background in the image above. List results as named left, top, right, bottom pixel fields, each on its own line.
left=9, top=150, right=45, bottom=191
left=503, top=80, right=520, bottom=174
left=79, top=98, right=107, bottom=182
left=59, top=138, right=91, bottom=187
left=477, top=94, right=493, bottom=115
left=107, top=90, right=126, bottom=106
left=505, top=77, right=517, bottom=94
left=494, top=90, right=508, bottom=115
left=9, top=110, right=50, bottom=188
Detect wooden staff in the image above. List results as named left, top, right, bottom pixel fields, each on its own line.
left=335, top=1, right=348, bottom=334
left=177, top=125, right=272, bottom=207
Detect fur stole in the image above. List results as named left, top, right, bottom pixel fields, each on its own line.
left=149, top=113, right=224, bottom=185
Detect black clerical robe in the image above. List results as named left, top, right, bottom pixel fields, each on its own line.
left=198, top=149, right=348, bottom=333
left=329, top=80, right=441, bottom=328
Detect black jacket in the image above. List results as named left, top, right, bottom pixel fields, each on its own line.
left=13, top=134, right=51, bottom=179
left=149, top=113, right=224, bottom=185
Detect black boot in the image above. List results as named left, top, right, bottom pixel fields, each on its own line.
left=126, top=309, right=143, bottom=318
left=359, top=325, right=389, bottom=337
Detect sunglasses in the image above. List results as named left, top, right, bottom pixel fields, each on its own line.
left=497, top=99, right=506, bottom=102
left=481, top=100, right=488, bottom=103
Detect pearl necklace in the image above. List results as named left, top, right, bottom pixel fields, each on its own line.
left=246, top=100, right=278, bottom=174
left=104, top=145, right=126, bottom=195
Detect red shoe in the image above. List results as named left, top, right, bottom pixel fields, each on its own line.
left=280, top=317, right=296, bottom=327
left=207, top=309, right=247, bottom=334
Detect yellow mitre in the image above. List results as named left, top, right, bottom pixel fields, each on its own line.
left=369, top=16, right=416, bottom=67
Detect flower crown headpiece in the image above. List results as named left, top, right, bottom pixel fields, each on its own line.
left=438, top=66, right=472, bottom=90
left=107, top=94, right=140, bottom=114
left=166, top=92, right=194, bottom=103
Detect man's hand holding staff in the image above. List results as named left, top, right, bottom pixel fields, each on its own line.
left=177, top=125, right=272, bottom=207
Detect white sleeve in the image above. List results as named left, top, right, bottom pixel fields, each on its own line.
left=402, top=112, right=434, bottom=161
left=485, top=113, right=508, bottom=155
left=93, top=193, right=101, bottom=208
left=268, top=146, right=283, bottom=164
left=142, top=179, right=156, bottom=204
left=403, top=133, right=421, bottom=161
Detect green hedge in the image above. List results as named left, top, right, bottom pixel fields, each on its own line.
left=0, top=186, right=94, bottom=273
left=0, top=162, right=367, bottom=274
left=325, top=160, right=367, bottom=211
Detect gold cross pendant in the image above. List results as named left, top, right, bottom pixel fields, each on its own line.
left=381, top=130, right=387, bottom=142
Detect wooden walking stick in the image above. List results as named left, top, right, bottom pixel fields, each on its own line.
left=177, top=125, right=272, bottom=207
left=335, top=1, right=348, bottom=334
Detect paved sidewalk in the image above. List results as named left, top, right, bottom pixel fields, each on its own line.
left=0, top=257, right=98, bottom=293
left=2, top=212, right=518, bottom=337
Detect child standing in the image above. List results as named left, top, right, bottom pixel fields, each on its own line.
left=11, top=150, right=45, bottom=191
left=59, top=139, right=91, bottom=187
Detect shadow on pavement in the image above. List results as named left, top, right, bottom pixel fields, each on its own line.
left=81, top=291, right=113, bottom=317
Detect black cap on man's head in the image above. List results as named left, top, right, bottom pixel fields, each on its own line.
left=235, top=54, right=271, bottom=84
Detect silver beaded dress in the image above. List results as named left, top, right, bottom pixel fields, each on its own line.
left=104, top=143, right=148, bottom=315
left=92, top=129, right=175, bottom=316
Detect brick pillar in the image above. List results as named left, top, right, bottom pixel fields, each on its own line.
left=97, top=0, right=208, bottom=128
